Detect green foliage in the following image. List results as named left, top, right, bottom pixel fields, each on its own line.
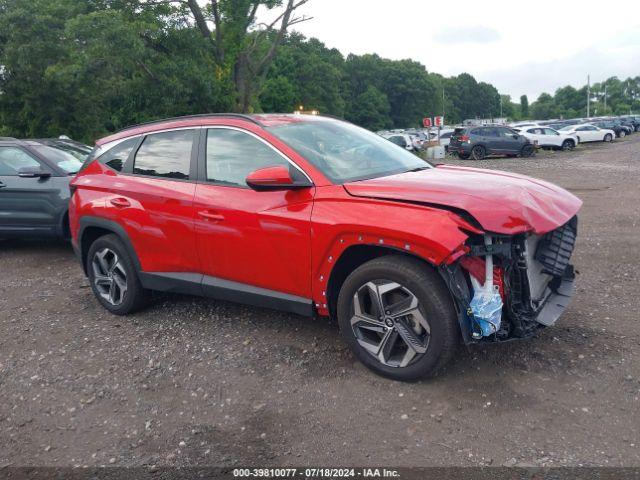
left=528, top=76, right=640, bottom=120
left=348, top=86, right=391, bottom=131
left=520, top=95, right=529, bottom=118
left=3, top=0, right=637, bottom=141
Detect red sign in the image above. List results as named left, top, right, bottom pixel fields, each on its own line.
left=434, top=116, right=444, bottom=127
left=422, top=117, right=432, bottom=128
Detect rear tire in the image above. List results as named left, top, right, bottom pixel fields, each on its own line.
left=457, top=152, right=470, bottom=160
left=619, top=130, right=626, bottom=138
left=337, top=255, right=459, bottom=381
left=520, top=144, right=534, bottom=157
left=471, top=145, right=485, bottom=160
left=86, top=234, right=149, bottom=315
left=604, top=133, right=613, bottom=142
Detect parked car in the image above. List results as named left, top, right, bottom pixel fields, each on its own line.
left=559, top=124, right=615, bottom=143
left=515, top=126, right=579, bottom=150
left=0, top=137, right=89, bottom=239
left=448, top=126, right=534, bottom=160
left=69, top=114, right=581, bottom=381
left=590, top=120, right=630, bottom=138
left=382, top=132, right=417, bottom=151
left=618, top=116, right=640, bottom=132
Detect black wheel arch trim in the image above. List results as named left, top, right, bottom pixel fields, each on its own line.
left=78, top=216, right=142, bottom=274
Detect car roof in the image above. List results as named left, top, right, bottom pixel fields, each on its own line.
left=95, top=113, right=334, bottom=146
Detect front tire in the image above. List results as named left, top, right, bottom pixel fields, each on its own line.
left=619, top=130, right=626, bottom=138
left=604, top=133, right=613, bottom=142
left=561, top=139, right=575, bottom=151
left=457, top=152, right=470, bottom=160
left=337, top=256, right=459, bottom=381
left=86, top=234, right=149, bottom=315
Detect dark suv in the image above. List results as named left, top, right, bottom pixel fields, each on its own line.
left=449, top=126, right=533, bottom=160
left=0, top=137, right=89, bottom=239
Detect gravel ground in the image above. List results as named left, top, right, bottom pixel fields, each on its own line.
left=1, top=135, right=639, bottom=468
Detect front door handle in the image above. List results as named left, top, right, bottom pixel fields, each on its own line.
left=110, top=197, right=131, bottom=208
left=0, top=182, right=6, bottom=188
left=198, top=210, right=224, bottom=222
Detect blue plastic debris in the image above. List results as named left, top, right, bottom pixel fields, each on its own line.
left=469, top=287, right=503, bottom=338
left=468, top=235, right=503, bottom=338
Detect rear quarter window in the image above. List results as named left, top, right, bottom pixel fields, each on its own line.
left=97, top=137, right=139, bottom=172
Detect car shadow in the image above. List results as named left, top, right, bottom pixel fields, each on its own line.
left=0, top=237, right=73, bottom=254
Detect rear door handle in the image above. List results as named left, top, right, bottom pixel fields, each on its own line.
left=0, top=182, right=5, bottom=188
left=109, top=197, right=131, bottom=208
left=198, top=210, right=224, bottom=222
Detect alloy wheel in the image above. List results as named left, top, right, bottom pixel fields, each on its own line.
left=350, top=280, right=430, bottom=368
left=92, top=247, right=128, bottom=306
left=471, top=146, right=485, bottom=160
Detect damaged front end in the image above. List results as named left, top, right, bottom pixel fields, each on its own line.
left=441, top=216, right=578, bottom=343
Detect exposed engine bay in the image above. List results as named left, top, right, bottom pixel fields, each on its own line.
left=441, top=216, right=578, bottom=343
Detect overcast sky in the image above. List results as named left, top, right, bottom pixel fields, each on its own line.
left=280, top=0, right=640, bottom=101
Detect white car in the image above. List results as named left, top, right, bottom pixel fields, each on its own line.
left=559, top=124, right=615, bottom=143
left=516, top=126, right=579, bottom=150
left=382, top=133, right=416, bottom=151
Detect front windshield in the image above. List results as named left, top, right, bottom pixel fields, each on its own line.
left=32, top=145, right=84, bottom=174
left=267, top=118, right=431, bottom=183
left=559, top=125, right=575, bottom=131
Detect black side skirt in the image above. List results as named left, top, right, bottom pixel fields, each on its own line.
left=138, top=272, right=314, bottom=317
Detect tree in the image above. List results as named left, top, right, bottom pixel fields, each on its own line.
left=179, top=0, right=312, bottom=113
left=348, top=85, right=391, bottom=131
left=263, top=34, right=345, bottom=115
left=520, top=95, right=529, bottom=118
left=530, top=93, right=559, bottom=119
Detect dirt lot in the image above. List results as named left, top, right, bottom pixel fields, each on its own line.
left=1, top=135, right=639, bottom=469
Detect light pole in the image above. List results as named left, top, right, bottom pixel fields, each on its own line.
left=587, top=75, right=590, bottom=117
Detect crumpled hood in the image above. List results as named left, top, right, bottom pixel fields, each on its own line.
left=344, top=165, right=582, bottom=235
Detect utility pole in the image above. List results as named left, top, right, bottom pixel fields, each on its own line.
left=442, top=87, right=445, bottom=119
left=604, top=84, right=607, bottom=115
left=500, top=96, right=503, bottom=119
left=587, top=75, right=591, bottom=117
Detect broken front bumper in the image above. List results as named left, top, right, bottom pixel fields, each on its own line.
left=532, top=265, right=576, bottom=327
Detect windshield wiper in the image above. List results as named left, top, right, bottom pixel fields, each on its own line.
left=406, top=166, right=430, bottom=173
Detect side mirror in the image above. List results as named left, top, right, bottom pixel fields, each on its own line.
left=18, top=167, right=51, bottom=179
left=512, top=134, right=520, bottom=139
left=245, top=165, right=312, bottom=191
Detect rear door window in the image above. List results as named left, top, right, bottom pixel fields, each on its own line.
left=133, top=130, right=194, bottom=180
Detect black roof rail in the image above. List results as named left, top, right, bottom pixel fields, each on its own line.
left=116, top=113, right=262, bottom=133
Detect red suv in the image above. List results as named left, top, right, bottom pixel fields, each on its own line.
left=69, top=114, right=581, bottom=380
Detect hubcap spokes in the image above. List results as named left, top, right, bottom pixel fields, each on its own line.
left=350, top=281, right=430, bottom=368
left=92, top=248, right=127, bottom=306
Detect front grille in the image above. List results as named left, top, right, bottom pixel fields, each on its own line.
left=534, top=216, right=578, bottom=277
